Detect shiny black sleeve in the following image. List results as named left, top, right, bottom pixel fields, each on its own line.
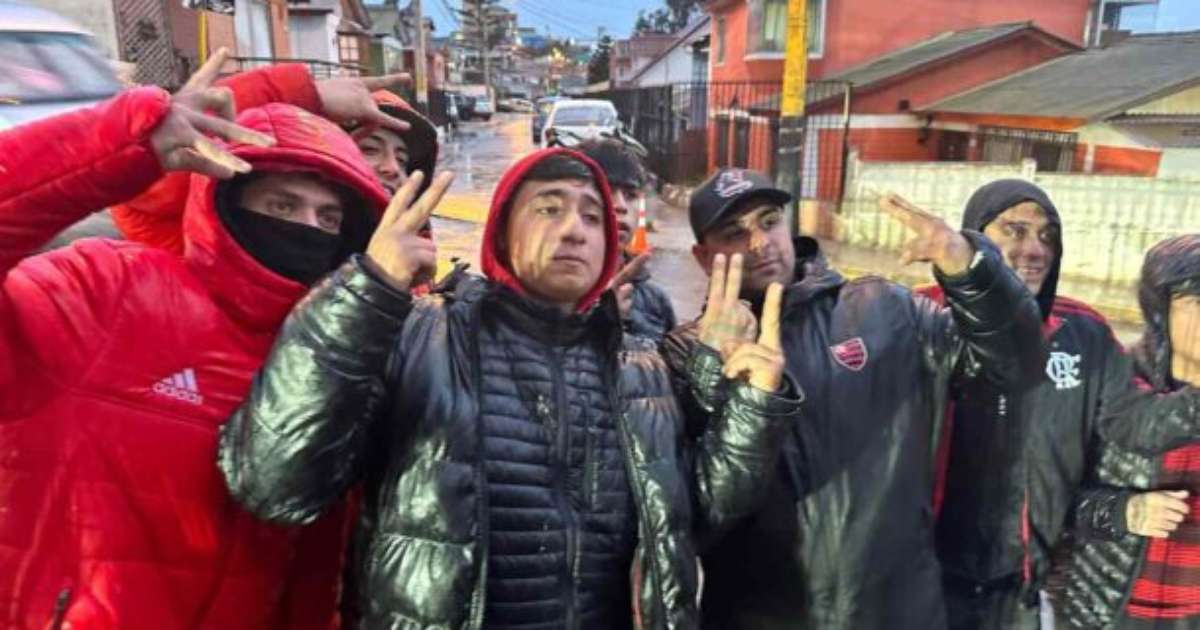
left=218, top=256, right=413, bottom=525
left=1071, top=485, right=1133, bottom=542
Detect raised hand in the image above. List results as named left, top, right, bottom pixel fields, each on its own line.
left=609, top=250, right=652, bottom=321
left=722, top=282, right=786, bottom=392
left=151, top=48, right=275, bottom=179
left=698, top=253, right=758, bottom=354
left=1127, top=490, right=1190, bottom=539
left=316, top=74, right=413, bottom=137
left=365, top=170, right=454, bottom=291
left=878, top=193, right=974, bottom=276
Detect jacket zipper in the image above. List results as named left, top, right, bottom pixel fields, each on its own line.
left=468, top=306, right=490, bottom=630
left=550, top=347, right=580, bottom=630
left=49, top=586, right=71, bottom=630
left=606, top=350, right=664, bottom=629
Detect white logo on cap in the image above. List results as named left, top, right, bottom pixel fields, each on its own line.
left=714, top=170, right=755, bottom=199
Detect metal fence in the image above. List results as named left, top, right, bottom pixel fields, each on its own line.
left=232, top=57, right=368, bottom=79
left=596, top=80, right=851, bottom=198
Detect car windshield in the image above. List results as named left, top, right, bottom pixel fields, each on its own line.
left=0, top=31, right=120, bottom=103
left=552, top=106, right=615, bottom=126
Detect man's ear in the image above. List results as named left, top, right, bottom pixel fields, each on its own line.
left=692, top=243, right=713, bottom=276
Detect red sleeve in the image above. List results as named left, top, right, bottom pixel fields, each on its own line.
left=0, top=86, right=169, bottom=273
left=217, top=64, right=323, bottom=115
left=0, top=88, right=169, bottom=408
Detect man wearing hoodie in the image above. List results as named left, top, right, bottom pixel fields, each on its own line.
left=663, top=168, right=1047, bottom=630
left=924, top=180, right=1200, bottom=630
left=218, top=148, right=802, bottom=629
left=577, top=138, right=677, bottom=341
left=1057, top=234, right=1200, bottom=629
left=111, top=58, right=426, bottom=252
left=0, top=55, right=393, bottom=628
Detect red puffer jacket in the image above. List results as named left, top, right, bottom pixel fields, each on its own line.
left=0, top=88, right=388, bottom=629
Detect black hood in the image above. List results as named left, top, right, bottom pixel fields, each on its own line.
left=786, top=236, right=845, bottom=305
left=962, top=179, right=1062, bottom=320
left=1132, top=234, right=1200, bottom=390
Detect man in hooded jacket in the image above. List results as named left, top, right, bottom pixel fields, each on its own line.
left=922, top=180, right=1200, bottom=629
left=0, top=56, right=393, bottom=628
left=663, top=167, right=1047, bottom=630
left=1058, top=234, right=1200, bottom=629
left=218, top=149, right=802, bottom=628
left=577, top=138, right=676, bottom=341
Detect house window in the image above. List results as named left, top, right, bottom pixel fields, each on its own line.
left=715, top=17, right=726, bottom=65
left=338, top=35, right=361, bottom=66
left=747, top=0, right=825, bottom=57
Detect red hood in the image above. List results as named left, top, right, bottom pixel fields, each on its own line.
left=480, top=148, right=620, bottom=313
left=182, top=103, right=390, bottom=332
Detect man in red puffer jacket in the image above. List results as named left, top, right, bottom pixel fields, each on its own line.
left=0, top=53, right=405, bottom=629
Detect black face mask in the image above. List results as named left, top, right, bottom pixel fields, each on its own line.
left=220, top=206, right=343, bottom=286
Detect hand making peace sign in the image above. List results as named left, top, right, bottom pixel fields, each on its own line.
left=878, top=193, right=975, bottom=276
left=699, top=253, right=786, bottom=392
left=365, top=170, right=455, bottom=291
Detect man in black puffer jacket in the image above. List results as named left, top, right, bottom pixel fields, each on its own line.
left=578, top=139, right=677, bottom=342
left=219, top=150, right=801, bottom=629
left=1058, top=234, right=1200, bottom=629
left=664, top=168, right=1047, bottom=630
left=925, top=181, right=1200, bottom=630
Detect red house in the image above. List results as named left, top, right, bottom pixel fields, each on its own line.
left=701, top=0, right=1097, bottom=195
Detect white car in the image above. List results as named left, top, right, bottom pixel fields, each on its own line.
left=0, top=1, right=121, bottom=131
left=472, top=97, right=494, bottom=121
left=541, top=99, right=619, bottom=148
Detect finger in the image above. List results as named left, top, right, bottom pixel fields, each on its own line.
left=1161, top=498, right=1191, bottom=516
left=169, top=146, right=238, bottom=180
left=616, top=283, right=634, bottom=302
left=1146, top=528, right=1172, bottom=539
left=186, top=108, right=274, bottom=147
left=705, top=254, right=727, bottom=318
left=1168, top=490, right=1191, bottom=499
left=721, top=351, right=777, bottom=380
left=397, top=171, right=455, bottom=234
left=1160, top=511, right=1187, bottom=525
left=611, top=251, right=652, bottom=288
left=757, top=282, right=783, bottom=351
left=191, top=135, right=251, bottom=174
left=351, top=121, right=380, bottom=141
left=877, top=193, right=926, bottom=229
left=359, top=73, right=412, bottom=91
left=723, top=253, right=744, bottom=311
left=366, top=108, right=412, bottom=134
left=182, top=47, right=230, bottom=91
left=378, top=171, right=426, bottom=230
left=190, top=85, right=236, bottom=122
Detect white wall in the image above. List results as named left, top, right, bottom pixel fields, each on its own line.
left=26, top=0, right=119, bottom=58
left=840, top=154, right=1200, bottom=291
left=234, top=0, right=274, bottom=57
left=288, top=13, right=338, bottom=62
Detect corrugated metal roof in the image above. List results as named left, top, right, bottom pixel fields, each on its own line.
left=927, top=31, right=1200, bottom=120
left=826, top=22, right=1041, bottom=88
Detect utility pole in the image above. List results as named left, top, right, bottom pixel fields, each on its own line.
left=776, top=0, right=808, bottom=235
left=412, top=0, right=429, bottom=108
left=459, top=0, right=496, bottom=98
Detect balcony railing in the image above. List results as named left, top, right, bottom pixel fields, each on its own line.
left=230, top=56, right=368, bottom=79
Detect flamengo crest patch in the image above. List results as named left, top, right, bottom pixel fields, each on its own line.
left=830, top=337, right=869, bottom=371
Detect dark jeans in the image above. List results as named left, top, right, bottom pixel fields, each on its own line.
left=944, top=574, right=1042, bottom=630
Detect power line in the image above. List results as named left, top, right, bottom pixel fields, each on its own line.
left=511, top=0, right=591, bottom=37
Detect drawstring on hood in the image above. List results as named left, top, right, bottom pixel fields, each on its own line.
left=1133, top=234, right=1200, bottom=391
left=961, top=179, right=1062, bottom=320
left=480, top=148, right=621, bottom=313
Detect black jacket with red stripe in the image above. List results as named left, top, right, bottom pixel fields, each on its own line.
left=927, top=294, right=1181, bottom=593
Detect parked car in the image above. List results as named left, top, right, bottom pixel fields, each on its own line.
left=541, top=99, right=619, bottom=148
left=511, top=98, right=533, bottom=113
left=531, top=96, right=564, bottom=143
left=472, top=97, right=494, bottom=121
left=0, top=1, right=121, bottom=131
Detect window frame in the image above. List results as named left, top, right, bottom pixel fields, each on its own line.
left=745, top=0, right=826, bottom=60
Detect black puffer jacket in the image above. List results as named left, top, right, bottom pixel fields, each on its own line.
left=219, top=259, right=798, bottom=629
left=933, top=182, right=1200, bottom=606
left=1058, top=235, right=1200, bottom=629
left=664, top=232, right=1046, bottom=630
left=626, top=258, right=677, bottom=342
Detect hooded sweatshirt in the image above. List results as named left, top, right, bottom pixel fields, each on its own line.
left=0, top=93, right=387, bottom=629
left=927, top=180, right=1148, bottom=603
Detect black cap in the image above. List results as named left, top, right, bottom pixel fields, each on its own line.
left=689, top=168, right=792, bottom=240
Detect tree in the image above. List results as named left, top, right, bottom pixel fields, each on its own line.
left=634, top=0, right=699, bottom=34
left=587, top=35, right=613, bottom=84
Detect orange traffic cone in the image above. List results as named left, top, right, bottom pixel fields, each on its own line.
left=628, top=196, right=650, bottom=255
